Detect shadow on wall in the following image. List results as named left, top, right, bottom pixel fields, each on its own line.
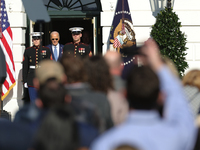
left=3, top=69, right=24, bottom=109
left=17, top=69, right=23, bottom=104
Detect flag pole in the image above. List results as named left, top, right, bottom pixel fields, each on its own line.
left=122, top=0, right=125, bottom=34
left=0, top=85, right=2, bottom=116
left=38, top=20, right=44, bottom=62
left=0, top=0, right=2, bottom=115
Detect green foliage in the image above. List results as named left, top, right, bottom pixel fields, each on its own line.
left=150, top=7, right=188, bottom=77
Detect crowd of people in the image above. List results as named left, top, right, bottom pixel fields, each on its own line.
left=1, top=27, right=200, bottom=150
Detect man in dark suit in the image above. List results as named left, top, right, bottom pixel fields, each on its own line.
left=22, top=32, right=51, bottom=102
left=46, top=31, right=64, bottom=61
left=63, top=27, right=92, bottom=58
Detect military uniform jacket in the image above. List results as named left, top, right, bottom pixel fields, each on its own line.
left=63, top=42, right=92, bottom=58
left=23, top=45, right=51, bottom=87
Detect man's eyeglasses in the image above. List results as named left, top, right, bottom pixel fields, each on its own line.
left=52, top=38, right=58, bottom=41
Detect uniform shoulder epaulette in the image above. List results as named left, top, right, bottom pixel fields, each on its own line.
left=81, top=42, right=89, bottom=46
left=65, top=42, right=73, bottom=45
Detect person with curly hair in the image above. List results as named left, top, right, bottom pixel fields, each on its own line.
left=84, top=55, right=128, bottom=125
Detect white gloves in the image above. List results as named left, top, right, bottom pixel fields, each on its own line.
left=24, top=83, right=28, bottom=88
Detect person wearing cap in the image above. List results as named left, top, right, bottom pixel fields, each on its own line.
left=46, top=31, right=64, bottom=61
left=63, top=27, right=92, bottom=58
left=22, top=32, right=52, bottom=103
left=14, top=60, right=67, bottom=133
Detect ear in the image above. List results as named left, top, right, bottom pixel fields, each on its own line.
left=80, top=33, right=82, bottom=37
left=157, top=91, right=165, bottom=105
left=35, top=98, right=43, bottom=108
left=65, top=94, right=72, bottom=104
left=62, top=74, right=67, bottom=84
left=33, top=78, right=40, bottom=90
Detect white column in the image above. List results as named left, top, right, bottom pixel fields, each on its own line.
left=4, top=0, right=27, bottom=120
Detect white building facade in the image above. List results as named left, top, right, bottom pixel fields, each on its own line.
left=3, top=0, right=200, bottom=119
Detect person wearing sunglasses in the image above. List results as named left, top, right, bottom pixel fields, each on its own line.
left=63, top=27, right=92, bottom=58
left=46, top=31, right=64, bottom=61
left=22, top=32, right=52, bottom=103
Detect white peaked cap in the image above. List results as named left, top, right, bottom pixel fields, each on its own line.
left=69, top=27, right=84, bottom=33
left=30, top=32, right=44, bottom=36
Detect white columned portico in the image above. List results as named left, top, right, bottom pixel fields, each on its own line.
left=3, top=0, right=200, bottom=119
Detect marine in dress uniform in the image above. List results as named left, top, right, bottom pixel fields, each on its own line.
left=22, top=32, right=51, bottom=102
left=63, top=27, right=92, bottom=58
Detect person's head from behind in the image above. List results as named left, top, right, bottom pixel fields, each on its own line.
left=37, top=78, right=68, bottom=108
left=34, top=59, right=66, bottom=89
left=84, top=55, right=113, bottom=94
left=126, top=65, right=160, bottom=110
left=104, top=51, right=124, bottom=76
left=182, top=69, right=200, bottom=90
left=60, top=53, right=88, bottom=84
left=32, top=105, right=79, bottom=150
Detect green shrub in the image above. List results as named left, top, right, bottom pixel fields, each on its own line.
left=150, top=7, right=188, bottom=77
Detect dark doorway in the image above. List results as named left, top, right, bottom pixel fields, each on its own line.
left=31, top=0, right=102, bottom=54
left=34, top=18, right=94, bottom=52
left=50, top=18, right=93, bottom=45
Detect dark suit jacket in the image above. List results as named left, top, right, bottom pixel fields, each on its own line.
left=46, top=43, right=64, bottom=61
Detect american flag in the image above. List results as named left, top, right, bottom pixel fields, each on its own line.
left=113, top=35, right=123, bottom=48
left=0, top=0, right=16, bottom=100
left=113, top=37, right=121, bottom=48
